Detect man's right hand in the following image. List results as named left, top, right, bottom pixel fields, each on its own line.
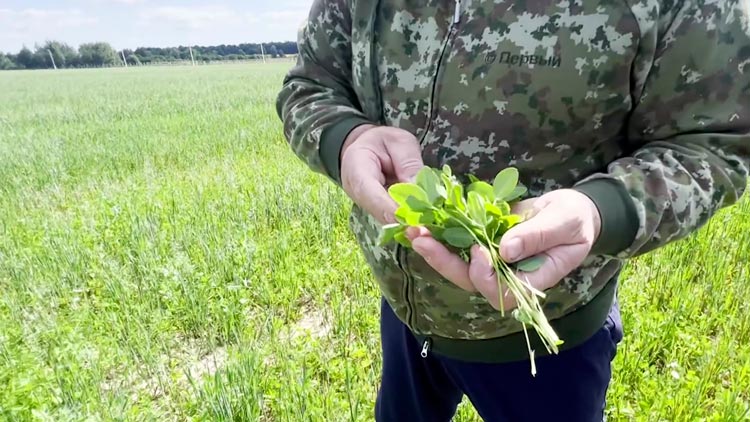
left=340, top=125, right=424, bottom=225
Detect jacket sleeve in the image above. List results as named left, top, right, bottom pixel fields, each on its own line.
left=573, top=0, right=750, bottom=259
left=275, top=0, right=373, bottom=184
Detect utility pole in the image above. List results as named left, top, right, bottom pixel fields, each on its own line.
left=260, top=43, right=266, bottom=64
left=121, top=50, right=128, bottom=67
left=189, top=46, right=196, bottom=66
left=47, top=49, right=57, bottom=70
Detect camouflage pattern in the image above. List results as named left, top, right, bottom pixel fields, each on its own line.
left=277, top=0, right=750, bottom=340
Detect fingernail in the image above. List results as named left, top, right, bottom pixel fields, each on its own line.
left=503, top=238, right=522, bottom=262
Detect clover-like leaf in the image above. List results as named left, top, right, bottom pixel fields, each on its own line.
left=493, top=200, right=511, bottom=216
left=416, top=167, right=447, bottom=204
left=448, top=184, right=466, bottom=211
left=516, top=255, right=546, bottom=273
left=467, top=181, right=495, bottom=203
left=425, top=225, right=445, bottom=241
left=443, top=227, right=475, bottom=248
left=394, top=230, right=412, bottom=248
left=503, top=185, right=528, bottom=203
left=493, top=168, right=519, bottom=200
left=378, top=223, right=404, bottom=246
left=419, top=210, right=436, bottom=225
left=467, top=191, right=487, bottom=225
left=395, top=205, right=422, bottom=226
left=406, top=196, right=433, bottom=212
left=388, top=183, right=428, bottom=207
left=485, top=202, right=507, bottom=218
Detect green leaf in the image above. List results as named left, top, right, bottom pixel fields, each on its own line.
left=443, top=227, right=475, bottom=248
left=493, top=168, right=519, bottom=200
left=485, top=202, right=507, bottom=218
left=378, top=223, right=404, bottom=246
left=485, top=217, right=502, bottom=241
left=448, top=184, right=466, bottom=211
left=467, top=181, right=495, bottom=203
left=388, top=183, right=428, bottom=207
left=503, top=185, right=528, bottom=203
left=394, top=230, right=412, bottom=248
left=419, top=210, right=436, bottom=225
left=491, top=214, right=523, bottom=243
left=444, top=207, right=477, bottom=230
left=467, top=174, right=481, bottom=184
left=442, top=164, right=452, bottom=177
left=503, top=214, right=522, bottom=229
left=492, top=200, right=511, bottom=216
left=516, top=255, right=546, bottom=272
left=467, top=191, right=486, bottom=225
left=416, top=167, right=447, bottom=204
left=425, top=225, right=445, bottom=240
left=406, top=196, right=433, bottom=212
left=395, top=206, right=422, bottom=226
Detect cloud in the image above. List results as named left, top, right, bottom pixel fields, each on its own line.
left=0, top=8, right=98, bottom=30
left=0, top=8, right=98, bottom=50
left=258, top=9, right=308, bottom=25
left=138, top=6, right=253, bottom=30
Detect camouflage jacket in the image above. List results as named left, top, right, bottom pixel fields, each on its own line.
left=277, top=0, right=750, bottom=362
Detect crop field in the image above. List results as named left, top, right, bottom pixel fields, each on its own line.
left=0, top=63, right=749, bottom=421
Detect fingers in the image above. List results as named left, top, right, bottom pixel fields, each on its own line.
left=499, top=208, right=581, bottom=263
left=383, top=133, right=424, bottom=183
left=341, top=150, right=398, bottom=224
left=468, top=245, right=504, bottom=310
left=516, top=243, right=588, bottom=293
left=409, top=231, right=476, bottom=292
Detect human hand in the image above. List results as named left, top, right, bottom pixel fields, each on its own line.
left=406, top=189, right=602, bottom=310
left=340, top=125, right=424, bottom=224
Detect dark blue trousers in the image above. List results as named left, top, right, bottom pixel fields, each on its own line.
left=375, top=297, right=623, bottom=422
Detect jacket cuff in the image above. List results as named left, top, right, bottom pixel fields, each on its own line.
left=320, top=117, right=373, bottom=184
left=573, top=178, right=639, bottom=256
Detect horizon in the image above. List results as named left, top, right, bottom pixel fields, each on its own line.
left=0, top=1, right=313, bottom=54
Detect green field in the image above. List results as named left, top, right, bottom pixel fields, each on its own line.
left=0, top=63, right=748, bottom=421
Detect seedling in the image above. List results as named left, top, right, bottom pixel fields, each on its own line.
left=378, top=165, right=563, bottom=375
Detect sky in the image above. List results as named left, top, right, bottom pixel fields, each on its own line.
left=0, top=0, right=314, bottom=53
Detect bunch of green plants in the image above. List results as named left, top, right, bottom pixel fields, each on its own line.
left=378, top=165, right=563, bottom=375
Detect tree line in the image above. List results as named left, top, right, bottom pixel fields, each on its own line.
left=0, top=41, right=298, bottom=70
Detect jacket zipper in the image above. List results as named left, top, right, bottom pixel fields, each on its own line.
left=396, top=245, right=416, bottom=329
left=368, top=0, right=416, bottom=331
left=419, top=0, right=463, bottom=146
left=420, top=337, right=432, bottom=358
left=395, top=0, right=463, bottom=336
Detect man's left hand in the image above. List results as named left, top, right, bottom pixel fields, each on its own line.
left=406, top=189, right=602, bottom=310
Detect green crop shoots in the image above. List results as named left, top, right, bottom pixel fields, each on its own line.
left=378, top=165, right=563, bottom=375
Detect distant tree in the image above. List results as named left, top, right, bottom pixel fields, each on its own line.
left=0, top=53, right=14, bottom=70
left=15, top=47, right=34, bottom=69
left=278, top=41, right=297, bottom=55
left=268, top=45, right=280, bottom=58
left=39, top=41, right=78, bottom=68
left=3, top=40, right=299, bottom=70
left=127, top=54, right=141, bottom=66
left=30, top=47, right=50, bottom=69
left=78, top=42, right=118, bottom=67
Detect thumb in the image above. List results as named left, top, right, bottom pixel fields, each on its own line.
left=383, top=134, right=424, bottom=183
left=499, top=210, right=576, bottom=263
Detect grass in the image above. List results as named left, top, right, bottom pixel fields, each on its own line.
left=0, top=63, right=748, bottom=422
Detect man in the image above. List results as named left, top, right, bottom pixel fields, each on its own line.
left=276, top=0, right=750, bottom=420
